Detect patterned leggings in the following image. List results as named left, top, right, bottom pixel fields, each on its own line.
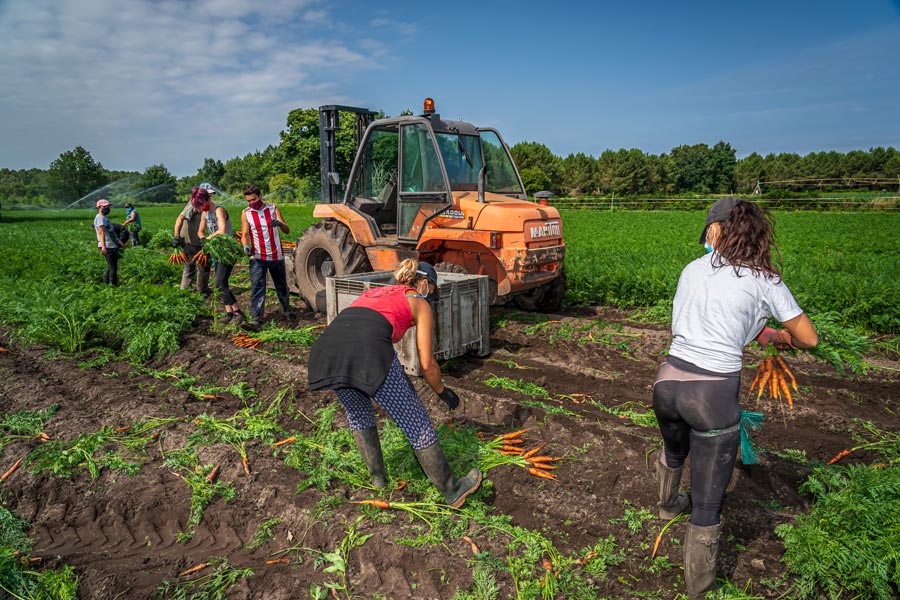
left=335, top=354, right=438, bottom=450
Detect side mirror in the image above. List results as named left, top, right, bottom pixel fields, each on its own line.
left=327, top=172, right=341, bottom=185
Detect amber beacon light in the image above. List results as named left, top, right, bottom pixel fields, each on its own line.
left=423, top=97, right=435, bottom=114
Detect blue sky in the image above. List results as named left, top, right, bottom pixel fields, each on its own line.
left=1, top=0, right=898, bottom=177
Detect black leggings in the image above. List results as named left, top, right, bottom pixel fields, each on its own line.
left=652, top=355, right=740, bottom=527
left=215, top=262, right=236, bottom=305
left=103, top=249, right=119, bottom=286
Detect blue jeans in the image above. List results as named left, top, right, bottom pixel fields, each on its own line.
left=249, top=258, right=290, bottom=321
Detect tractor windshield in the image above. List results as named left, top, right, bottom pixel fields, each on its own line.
left=479, top=129, right=525, bottom=195
left=435, top=133, right=483, bottom=190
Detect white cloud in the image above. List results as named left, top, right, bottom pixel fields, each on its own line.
left=0, top=0, right=398, bottom=175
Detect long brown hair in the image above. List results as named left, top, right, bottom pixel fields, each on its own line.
left=712, top=200, right=782, bottom=279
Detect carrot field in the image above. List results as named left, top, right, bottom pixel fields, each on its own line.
left=1, top=205, right=898, bottom=600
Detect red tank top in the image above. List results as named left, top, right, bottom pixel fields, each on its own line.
left=350, top=285, right=416, bottom=343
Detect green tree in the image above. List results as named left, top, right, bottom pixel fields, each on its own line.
left=140, top=164, right=176, bottom=189
left=511, top=142, right=561, bottom=193
left=519, top=167, right=552, bottom=196
left=197, top=158, right=225, bottom=186
left=219, top=147, right=276, bottom=195
left=560, top=152, right=596, bottom=196
left=47, top=146, right=106, bottom=203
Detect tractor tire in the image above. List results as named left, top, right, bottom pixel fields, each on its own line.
left=433, top=262, right=467, bottom=274
left=513, top=269, right=566, bottom=313
left=294, top=221, right=371, bottom=313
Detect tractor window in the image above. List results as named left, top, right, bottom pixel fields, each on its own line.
left=401, top=124, right=445, bottom=193
left=351, top=125, right=398, bottom=200
left=435, top=133, right=483, bottom=190
left=479, top=130, right=524, bottom=195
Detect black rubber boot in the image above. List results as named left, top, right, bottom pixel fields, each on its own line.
left=684, top=522, right=720, bottom=599
left=352, top=427, right=386, bottom=489
left=657, top=457, right=691, bottom=519
left=414, top=442, right=482, bottom=508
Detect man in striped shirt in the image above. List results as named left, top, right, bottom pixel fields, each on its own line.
left=240, top=184, right=292, bottom=332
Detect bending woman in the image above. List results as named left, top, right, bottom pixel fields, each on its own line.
left=308, top=259, right=481, bottom=508
left=653, top=197, right=817, bottom=599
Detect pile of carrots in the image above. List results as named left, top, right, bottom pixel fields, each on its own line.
left=231, top=333, right=262, bottom=349
left=480, top=429, right=562, bottom=481
left=168, top=248, right=187, bottom=265
left=192, top=251, right=209, bottom=268
left=750, top=354, right=798, bottom=408
left=281, top=241, right=296, bottom=250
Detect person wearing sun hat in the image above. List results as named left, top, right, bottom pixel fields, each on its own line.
left=650, top=196, right=818, bottom=598
left=93, top=199, right=121, bottom=285
left=307, top=258, right=481, bottom=508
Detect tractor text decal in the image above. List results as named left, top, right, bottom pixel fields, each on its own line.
left=530, top=221, right=561, bottom=239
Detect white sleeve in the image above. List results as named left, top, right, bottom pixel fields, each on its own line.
left=764, top=278, right=803, bottom=323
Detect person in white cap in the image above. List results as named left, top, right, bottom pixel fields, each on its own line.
left=93, top=199, right=121, bottom=285
left=651, top=196, right=818, bottom=599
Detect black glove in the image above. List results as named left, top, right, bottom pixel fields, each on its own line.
left=438, top=388, right=460, bottom=410
left=171, top=236, right=183, bottom=248
left=198, top=237, right=206, bottom=247
left=270, top=218, right=283, bottom=229
left=243, top=244, right=253, bottom=256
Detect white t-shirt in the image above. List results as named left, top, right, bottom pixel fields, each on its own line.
left=668, top=253, right=803, bottom=373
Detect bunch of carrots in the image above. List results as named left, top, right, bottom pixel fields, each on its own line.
left=750, top=354, right=798, bottom=408
left=168, top=248, right=187, bottom=265
left=192, top=251, right=209, bottom=268
left=232, top=333, right=262, bottom=349
left=479, top=428, right=562, bottom=480
left=281, top=241, right=296, bottom=250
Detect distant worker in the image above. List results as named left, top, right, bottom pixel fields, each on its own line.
left=240, top=184, right=291, bottom=332
left=651, top=197, right=818, bottom=598
left=172, top=187, right=212, bottom=295
left=199, top=185, right=246, bottom=325
left=93, top=199, right=122, bottom=285
left=307, top=259, right=481, bottom=508
left=122, top=202, right=142, bottom=246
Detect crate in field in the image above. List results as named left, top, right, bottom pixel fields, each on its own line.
left=325, top=270, right=490, bottom=376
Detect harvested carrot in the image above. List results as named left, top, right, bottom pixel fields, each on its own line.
left=778, top=376, right=793, bottom=409
left=528, top=462, right=556, bottom=471
left=528, top=468, right=556, bottom=480
left=500, top=445, right=523, bottom=454
left=527, top=456, right=562, bottom=464
left=756, top=360, right=772, bottom=400
left=242, top=456, right=250, bottom=475
left=522, top=442, right=547, bottom=459
left=354, top=499, right=391, bottom=509
left=827, top=449, right=852, bottom=465
left=748, top=366, right=762, bottom=393
left=272, top=436, right=297, bottom=447
left=1, top=457, right=24, bottom=482
left=266, top=558, right=290, bottom=565
left=178, top=563, right=209, bottom=577
left=393, top=480, right=408, bottom=492
left=498, top=428, right=529, bottom=440
left=34, top=432, right=50, bottom=442
left=206, top=465, right=220, bottom=483
left=0, top=347, right=7, bottom=352
left=462, top=535, right=480, bottom=554
left=651, top=534, right=663, bottom=559
left=150, top=431, right=161, bottom=441
left=202, top=394, right=216, bottom=400
left=115, top=425, right=131, bottom=432
left=775, top=355, right=798, bottom=390
left=542, top=558, right=553, bottom=571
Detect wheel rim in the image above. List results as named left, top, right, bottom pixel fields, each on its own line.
left=304, top=247, right=335, bottom=291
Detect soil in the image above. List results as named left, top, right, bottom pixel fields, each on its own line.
left=1, top=301, right=898, bottom=600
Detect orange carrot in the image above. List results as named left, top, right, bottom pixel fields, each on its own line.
left=115, top=425, right=132, bottom=432
left=0, top=347, right=7, bottom=352
left=522, top=442, right=547, bottom=459
left=1, top=457, right=24, bottom=482
left=242, top=456, right=250, bottom=475
left=202, top=394, right=216, bottom=400
left=500, top=445, right=523, bottom=454
left=462, top=535, right=480, bottom=554
left=272, top=436, right=297, bottom=447
left=393, top=480, right=408, bottom=491
left=206, top=465, right=220, bottom=483
left=756, top=359, right=772, bottom=400
left=178, top=563, right=209, bottom=577
left=528, top=468, right=556, bottom=480
left=542, top=558, right=553, bottom=571
left=498, top=428, right=529, bottom=440
left=775, top=355, right=798, bottom=391
left=651, top=534, right=663, bottom=559
left=354, top=499, right=391, bottom=509
left=827, top=449, right=851, bottom=465
left=34, top=432, right=50, bottom=442
left=527, top=456, right=562, bottom=464
left=778, top=376, right=793, bottom=409
left=528, top=462, right=556, bottom=471
left=266, top=558, right=290, bottom=564
left=150, top=431, right=161, bottom=441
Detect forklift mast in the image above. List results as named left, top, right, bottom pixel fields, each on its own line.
left=318, top=105, right=379, bottom=204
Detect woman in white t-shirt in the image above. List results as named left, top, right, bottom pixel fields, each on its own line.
left=653, top=196, right=817, bottom=599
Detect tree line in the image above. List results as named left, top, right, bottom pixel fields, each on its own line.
left=3, top=106, right=899, bottom=208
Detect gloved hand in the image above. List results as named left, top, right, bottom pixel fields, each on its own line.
left=438, top=388, right=460, bottom=410
left=171, top=236, right=183, bottom=248
left=198, top=237, right=206, bottom=247
left=243, top=244, right=253, bottom=256
left=757, top=326, right=793, bottom=348
left=270, top=218, right=283, bottom=229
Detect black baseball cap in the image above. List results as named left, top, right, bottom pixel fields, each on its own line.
left=700, top=196, right=742, bottom=244
left=416, top=262, right=438, bottom=284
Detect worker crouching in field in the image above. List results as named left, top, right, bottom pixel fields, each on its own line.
left=307, top=260, right=482, bottom=508
left=652, top=197, right=818, bottom=598
left=173, top=187, right=212, bottom=295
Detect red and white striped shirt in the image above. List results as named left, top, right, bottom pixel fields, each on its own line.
left=244, top=204, right=283, bottom=261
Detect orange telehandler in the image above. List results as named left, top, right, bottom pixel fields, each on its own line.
left=291, top=98, right=565, bottom=312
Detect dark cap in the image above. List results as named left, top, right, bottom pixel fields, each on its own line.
left=416, top=262, right=438, bottom=284
left=699, top=196, right=742, bottom=244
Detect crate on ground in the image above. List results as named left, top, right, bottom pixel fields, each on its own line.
left=325, top=270, right=490, bottom=376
